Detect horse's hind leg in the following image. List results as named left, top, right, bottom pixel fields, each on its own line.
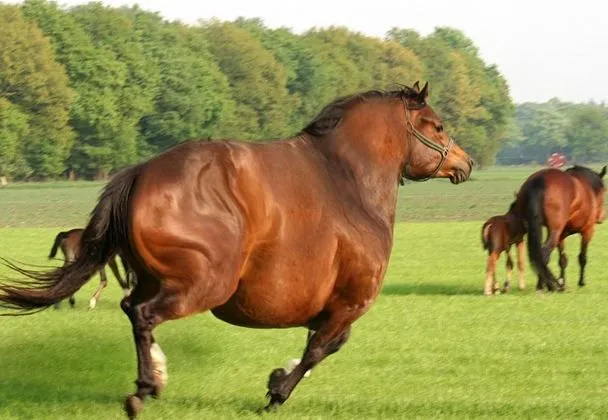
left=122, top=276, right=170, bottom=419
left=265, top=310, right=356, bottom=410
left=484, top=251, right=499, bottom=296
left=503, top=248, right=513, bottom=293
left=578, top=230, right=593, bottom=287
left=89, top=268, right=108, bottom=309
left=540, top=228, right=561, bottom=291
left=109, top=257, right=131, bottom=296
left=516, top=240, right=526, bottom=290
left=557, top=241, right=567, bottom=289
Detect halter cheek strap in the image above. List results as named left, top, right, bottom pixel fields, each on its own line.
left=401, top=102, right=453, bottom=183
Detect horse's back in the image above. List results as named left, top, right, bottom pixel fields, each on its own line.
left=518, top=167, right=594, bottom=231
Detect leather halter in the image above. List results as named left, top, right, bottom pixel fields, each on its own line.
left=400, top=100, right=453, bottom=184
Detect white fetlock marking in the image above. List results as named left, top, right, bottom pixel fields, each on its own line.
left=88, top=297, right=97, bottom=309
left=285, top=358, right=311, bottom=378
left=150, top=343, right=168, bottom=387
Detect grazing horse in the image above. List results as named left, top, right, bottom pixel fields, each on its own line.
left=481, top=200, right=526, bottom=295
left=0, top=82, right=473, bottom=418
left=515, top=165, right=606, bottom=292
left=48, top=228, right=135, bottom=309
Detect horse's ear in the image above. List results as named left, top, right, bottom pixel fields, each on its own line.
left=600, top=165, right=607, bottom=179
left=412, top=81, right=420, bottom=93
left=418, top=81, right=429, bottom=101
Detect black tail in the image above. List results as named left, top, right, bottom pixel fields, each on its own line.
left=0, top=165, right=140, bottom=314
left=524, top=177, right=556, bottom=287
left=48, top=231, right=69, bottom=259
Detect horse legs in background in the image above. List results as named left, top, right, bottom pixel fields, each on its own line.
left=88, top=267, right=109, bottom=309
left=578, top=230, right=593, bottom=287
left=54, top=249, right=77, bottom=309
left=556, top=241, right=567, bottom=288
left=110, top=257, right=132, bottom=296
left=484, top=250, right=501, bottom=296
left=503, top=247, right=514, bottom=293
left=516, top=240, right=526, bottom=291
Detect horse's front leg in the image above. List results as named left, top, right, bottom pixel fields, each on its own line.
left=263, top=272, right=379, bottom=412
left=265, top=321, right=352, bottom=411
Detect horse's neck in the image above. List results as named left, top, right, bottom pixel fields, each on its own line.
left=310, top=135, right=400, bottom=229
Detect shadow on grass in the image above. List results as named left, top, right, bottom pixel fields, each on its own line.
left=381, top=282, right=483, bottom=296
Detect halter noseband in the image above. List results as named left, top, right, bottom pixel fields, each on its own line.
left=401, top=99, right=453, bottom=184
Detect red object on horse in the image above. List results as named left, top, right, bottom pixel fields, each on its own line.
left=547, top=152, right=567, bottom=168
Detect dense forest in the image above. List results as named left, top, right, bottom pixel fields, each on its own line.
left=0, top=0, right=605, bottom=180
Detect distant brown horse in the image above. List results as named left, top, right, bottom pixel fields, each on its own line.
left=48, top=228, right=135, bottom=309
left=515, top=165, right=606, bottom=292
left=0, top=82, right=473, bottom=418
left=481, top=200, right=526, bottom=295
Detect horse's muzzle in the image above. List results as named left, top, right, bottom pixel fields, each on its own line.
left=449, top=158, right=473, bottom=185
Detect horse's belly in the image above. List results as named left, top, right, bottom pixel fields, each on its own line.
left=210, top=253, right=337, bottom=328
left=210, top=277, right=333, bottom=328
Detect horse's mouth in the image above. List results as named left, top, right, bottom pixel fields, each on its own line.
left=449, top=169, right=470, bottom=185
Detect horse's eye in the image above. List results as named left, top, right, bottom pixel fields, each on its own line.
left=437, top=125, right=443, bottom=133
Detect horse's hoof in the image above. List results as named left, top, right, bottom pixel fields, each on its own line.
left=267, top=368, right=287, bottom=389
left=263, top=400, right=283, bottom=412
left=88, top=298, right=97, bottom=309
left=151, top=379, right=165, bottom=399
left=124, top=395, right=144, bottom=419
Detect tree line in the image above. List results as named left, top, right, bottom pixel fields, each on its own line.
left=497, top=99, right=608, bottom=165
left=0, top=0, right=596, bottom=180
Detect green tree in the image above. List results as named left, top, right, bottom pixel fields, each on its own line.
left=21, top=0, right=131, bottom=178
left=0, top=98, right=30, bottom=177
left=117, top=8, right=233, bottom=153
left=70, top=2, right=160, bottom=177
left=0, top=4, right=75, bottom=178
left=566, top=105, right=608, bottom=163
left=201, top=20, right=293, bottom=140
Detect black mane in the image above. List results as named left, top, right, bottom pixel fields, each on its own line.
left=301, top=86, right=423, bottom=138
left=566, top=165, right=605, bottom=194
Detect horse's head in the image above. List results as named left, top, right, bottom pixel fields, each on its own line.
left=400, top=82, right=473, bottom=184
left=302, top=82, right=473, bottom=188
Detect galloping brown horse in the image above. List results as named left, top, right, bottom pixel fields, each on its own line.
left=515, top=165, right=606, bottom=292
left=0, top=82, right=473, bottom=418
left=48, top=228, right=135, bottom=309
left=481, top=200, right=526, bottom=295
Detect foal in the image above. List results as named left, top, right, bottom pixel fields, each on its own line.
left=481, top=201, right=526, bottom=295
left=48, top=228, right=134, bottom=309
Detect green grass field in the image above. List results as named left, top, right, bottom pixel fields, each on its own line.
left=1, top=165, right=608, bottom=419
